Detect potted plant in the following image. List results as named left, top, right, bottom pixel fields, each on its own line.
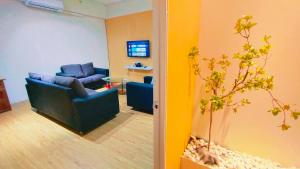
left=181, top=15, right=300, bottom=169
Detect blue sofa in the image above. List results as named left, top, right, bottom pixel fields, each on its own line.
left=126, top=76, right=153, bottom=113
left=25, top=77, right=120, bottom=134
left=56, top=63, right=109, bottom=90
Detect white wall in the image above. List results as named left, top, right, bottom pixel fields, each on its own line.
left=0, top=0, right=109, bottom=103
left=106, top=0, right=152, bottom=18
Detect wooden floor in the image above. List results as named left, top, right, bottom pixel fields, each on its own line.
left=0, top=95, right=153, bottom=169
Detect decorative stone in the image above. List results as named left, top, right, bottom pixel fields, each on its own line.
left=183, top=137, right=299, bottom=169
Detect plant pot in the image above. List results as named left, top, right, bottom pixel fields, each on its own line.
left=180, top=156, right=211, bottom=169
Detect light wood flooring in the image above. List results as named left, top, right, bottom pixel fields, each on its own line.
left=0, top=95, right=153, bottom=169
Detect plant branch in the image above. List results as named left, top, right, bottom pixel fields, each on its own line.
left=208, top=103, right=213, bottom=151
left=267, top=90, right=287, bottom=125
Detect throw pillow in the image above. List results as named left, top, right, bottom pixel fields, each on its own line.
left=55, top=76, right=89, bottom=98
left=61, top=64, right=85, bottom=78
left=28, top=72, right=42, bottom=80
left=71, top=79, right=89, bottom=97
left=81, top=62, right=95, bottom=76
left=41, top=75, right=55, bottom=84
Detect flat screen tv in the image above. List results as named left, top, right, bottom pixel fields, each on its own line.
left=127, top=40, right=150, bottom=58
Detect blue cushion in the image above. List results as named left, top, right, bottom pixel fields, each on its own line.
left=78, top=74, right=105, bottom=85
left=41, top=75, right=55, bottom=84
left=61, top=64, right=84, bottom=78
left=78, top=76, right=94, bottom=85
left=72, top=79, right=88, bottom=97
left=85, top=88, right=97, bottom=95
left=28, top=72, right=42, bottom=80
left=54, top=76, right=88, bottom=97
left=56, top=72, right=78, bottom=78
left=55, top=76, right=75, bottom=87
left=81, top=62, right=95, bottom=76
left=90, top=74, right=105, bottom=81
left=144, top=76, right=153, bottom=84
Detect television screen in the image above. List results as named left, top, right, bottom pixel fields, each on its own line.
left=127, top=40, right=150, bottom=58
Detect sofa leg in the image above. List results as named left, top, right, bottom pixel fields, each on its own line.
left=31, top=107, right=38, bottom=112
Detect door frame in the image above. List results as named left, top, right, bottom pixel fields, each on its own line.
left=153, top=0, right=167, bottom=169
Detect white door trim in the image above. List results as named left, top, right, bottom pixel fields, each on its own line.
left=153, top=0, right=167, bottom=168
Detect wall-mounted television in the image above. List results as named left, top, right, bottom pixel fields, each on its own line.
left=127, top=40, right=150, bottom=58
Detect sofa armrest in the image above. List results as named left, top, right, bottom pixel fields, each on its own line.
left=72, top=88, right=119, bottom=133
left=144, top=76, right=153, bottom=84
left=25, top=78, right=76, bottom=116
left=72, top=88, right=119, bottom=113
left=94, top=68, right=109, bottom=77
left=73, top=88, right=117, bottom=103
left=56, top=72, right=64, bottom=76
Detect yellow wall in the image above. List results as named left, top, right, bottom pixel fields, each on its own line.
left=192, top=0, right=300, bottom=167
left=105, top=11, right=153, bottom=82
left=166, top=0, right=201, bottom=169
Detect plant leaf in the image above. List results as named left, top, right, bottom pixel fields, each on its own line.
left=281, top=124, right=291, bottom=131
left=233, top=107, right=238, bottom=113
left=292, top=112, right=300, bottom=120
left=268, top=107, right=281, bottom=116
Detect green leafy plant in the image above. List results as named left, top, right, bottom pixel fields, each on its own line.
left=189, top=15, right=299, bottom=152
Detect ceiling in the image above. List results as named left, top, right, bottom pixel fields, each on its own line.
left=94, top=0, right=125, bottom=5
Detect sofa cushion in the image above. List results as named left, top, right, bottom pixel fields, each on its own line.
left=28, top=72, right=42, bottom=80
left=85, top=88, right=97, bottom=95
left=61, top=64, right=84, bottom=78
left=78, top=76, right=94, bottom=85
left=56, top=72, right=78, bottom=78
left=55, top=76, right=75, bottom=87
left=81, top=62, right=95, bottom=76
left=144, top=76, right=153, bottom=84
left=41, top=75, right=55, bottom=84
left=78, top=74, right=105, bottom=85
left=90, top=74, right=105, bottom=81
